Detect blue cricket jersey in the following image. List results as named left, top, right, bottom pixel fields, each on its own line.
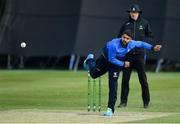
left=105, top=38, right=153, bottom=67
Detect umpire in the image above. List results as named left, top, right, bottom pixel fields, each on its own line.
left=117, top=4, right=154, bottom=108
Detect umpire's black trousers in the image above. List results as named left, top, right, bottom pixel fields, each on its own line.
left=120, top=55, right=150, bottom=106
left=88, top=55, right=121, bottom=113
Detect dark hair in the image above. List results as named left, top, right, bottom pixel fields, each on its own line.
left=122, top=29, right=133, bottom=38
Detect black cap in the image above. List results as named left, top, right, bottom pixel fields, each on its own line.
left=126, top=4, right=142, bottom=13
left=122, top=29, right=133, bottom=38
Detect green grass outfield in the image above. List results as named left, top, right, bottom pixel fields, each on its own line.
left=0, top=70, right=180, bottom=123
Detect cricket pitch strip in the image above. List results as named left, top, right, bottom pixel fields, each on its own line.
left=0, top=109, right=175, bottom=123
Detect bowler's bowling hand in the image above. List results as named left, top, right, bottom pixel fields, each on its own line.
left=153, top=45, right=162, bottom=52
left=124, top=61, right=130, bottom=68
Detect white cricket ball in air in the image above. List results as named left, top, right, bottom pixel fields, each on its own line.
left=21, top=42, right=26, bottom=48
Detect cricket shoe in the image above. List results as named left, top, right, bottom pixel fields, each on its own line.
left=117, top=102, right=127, bottom=108
left=103, top=108, right=113, bottom=117
left=83, top=54, right=94, bottom=70
left=143, top=103, right=149, bottom=109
